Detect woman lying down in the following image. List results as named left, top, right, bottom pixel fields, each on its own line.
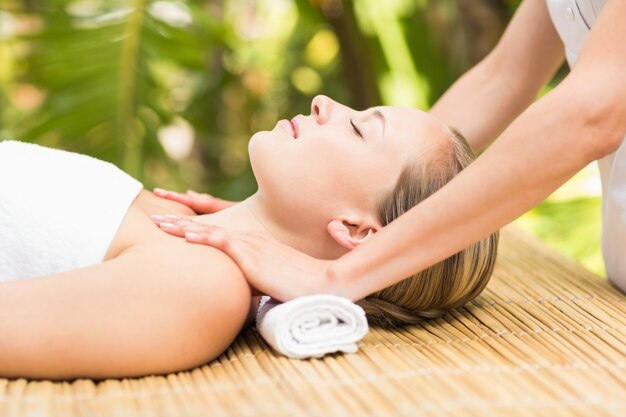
left=0, top=95, right=498, bottom=380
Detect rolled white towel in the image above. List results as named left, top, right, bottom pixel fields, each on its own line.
left=255, top=294, right=369, bottom=359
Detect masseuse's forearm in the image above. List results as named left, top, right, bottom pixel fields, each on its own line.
left=329, top=76, right=624, bottom=301
left=430, top=57, right=550, bottom=153
left=430, top=0, right=564, bottom=152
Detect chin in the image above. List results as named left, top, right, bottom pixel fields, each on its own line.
left=247, top=131, right=264, bottom=153
left=247, top=132, right=266, bottom=173
left=248, top=131, right=293, bottom=195
left=247, top=130, right=281, bottom=161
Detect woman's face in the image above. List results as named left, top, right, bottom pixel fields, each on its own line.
left=248, top=95, right=453, bottom=228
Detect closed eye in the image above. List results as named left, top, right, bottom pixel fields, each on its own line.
left=350, top=119, right=363, bottom=139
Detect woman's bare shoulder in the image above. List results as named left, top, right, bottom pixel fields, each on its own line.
left=104, top=189, right=196, bottom=260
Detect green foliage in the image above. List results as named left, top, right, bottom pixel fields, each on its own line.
left=518, top=197, right=604, bottom=276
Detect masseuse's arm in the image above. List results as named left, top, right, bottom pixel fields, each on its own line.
left=154, top=0, right=626, bottom=302
left=324, top=0, right=626, bottom=299
left=0, top=243, right=251, bottom=380
left=429, top=0, right=565, bottom=152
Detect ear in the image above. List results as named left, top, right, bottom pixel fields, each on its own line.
left=327, top=217, right=382, bottom=250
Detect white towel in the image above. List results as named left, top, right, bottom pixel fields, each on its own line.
left=0, top=140, right=143, bottom=282
left=255, top=294, right=369, bottom=359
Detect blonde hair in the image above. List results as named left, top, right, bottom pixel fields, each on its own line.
left=355, top=127, right=499, bottom=327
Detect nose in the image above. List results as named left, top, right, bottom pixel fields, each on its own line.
left=311, top=95, right=334, bottom=124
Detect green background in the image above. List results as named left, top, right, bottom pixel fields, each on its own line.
left=0, top=0, right=604, bottom=275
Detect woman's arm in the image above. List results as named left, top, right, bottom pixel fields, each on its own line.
left=151, top=0, right=626, bottom=302
left=430, top=0, right=565, bottom=152
left=0, top=242, right=251, bottom=380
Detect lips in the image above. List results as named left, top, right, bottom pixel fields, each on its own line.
left=278, top=117, right=298, bottom=138
left=290, top=117, right=299, bottom=138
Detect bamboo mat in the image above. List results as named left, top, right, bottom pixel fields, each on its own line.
left=1, top=226, right=625, bottom=417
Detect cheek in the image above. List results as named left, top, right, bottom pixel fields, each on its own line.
left=334, top=151, right=404, bottom=205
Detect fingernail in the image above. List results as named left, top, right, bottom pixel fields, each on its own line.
left=187, top=189, right=199, bottom=195
left=150, top=215, right=165, bottom=221
left=185, top=232, right=201, bottom=240
left=160, top=222, right=176, bottom=229
left=163, top=214, right=180, bottom=220
left=153, top=188, right=166, bottom=195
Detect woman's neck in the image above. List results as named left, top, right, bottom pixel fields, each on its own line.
left=192, top=193, right=341, bottom=260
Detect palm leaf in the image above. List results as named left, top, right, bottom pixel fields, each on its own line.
left=15, top=0, right=229, bottom=188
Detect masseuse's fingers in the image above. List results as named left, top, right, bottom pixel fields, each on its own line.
left=150, top=215, right=335, bottom=301
left=153, top=188, right=237, bottom=214
left=151, top=216, right=263, bottom=273
left=151, top=215, right=247, bottom=244
left=149, top=214, right=200, bottom=238
left=182, top=225, right=333, bottom=302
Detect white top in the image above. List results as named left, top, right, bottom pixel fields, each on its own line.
left=546, top=0, right=626, bottom=292
left=0, top=141, right=143, bottom=282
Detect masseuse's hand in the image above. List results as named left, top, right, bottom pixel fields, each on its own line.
left=150, top=215, right=334, bottom=302
left=153, top=188, right=236, bottom=214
